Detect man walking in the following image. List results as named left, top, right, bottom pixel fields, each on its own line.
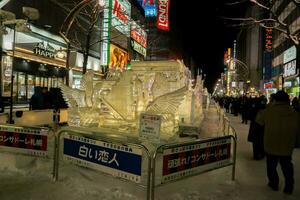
left=256, top=90, right=300, bottom=194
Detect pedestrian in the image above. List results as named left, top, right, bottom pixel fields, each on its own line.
left=256, top=90, right=300, bottom=194
left=41, top=87, right=52, bottom=109
left=248, top=97, right=265, bottom=160
left=29, top=86, right=43, bottom=110
left=241, top=96, right=249, bottom=124
left=291, top=97, right=299, bottom=112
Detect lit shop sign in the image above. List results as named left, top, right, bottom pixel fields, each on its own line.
left=283, top=60, right=297, bottom=78
left=34, top=42, right=56, bottom=58
left=131, top=21, right=147, bottom=48
left=283, top=46, right=296, bottom=64
left=157, top=0, right=170, bottom=31
left=264, top=81, right=273, bottom=89
left=109, top=44, right=128, bottom=70
left=137, top=0, right=157, bottom=17
left=131, top=40, right=146, bottom=57
left=1, top=56, right=12, bottom=97
left=265, top=28, right=272, bottom=50
left=283, top=81, right=292, bottom=88
left=69, top=52, right=101, bottom=71
left=101, top=0, right=112, bottom=66
left=112, top=0, right=131, bottom=36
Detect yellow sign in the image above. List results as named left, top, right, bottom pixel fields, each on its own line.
left=109, top=44, right=128, bottom=71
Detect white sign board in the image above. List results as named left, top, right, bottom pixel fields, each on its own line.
left=112, top=0, right=131, bottom=37
left=101, top=0, right=111, bottom=66
left=283, top=46, right=297, bottom=64
left=283, top=60, right=297, bottom=78
left=1, top=56, right=13, bottom=97
left=139, top=113, right=161, bottom=141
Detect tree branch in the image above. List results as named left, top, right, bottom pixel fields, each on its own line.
left=225, top=0, right=248, bottom=6
left=249, top=0, right=269, bottom=10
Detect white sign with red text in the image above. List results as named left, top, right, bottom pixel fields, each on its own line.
left=157, top=0, right=170, bottom=31
left=131, top=21, right=147, bottom=48
left=112, top=0, right=131, bottom=36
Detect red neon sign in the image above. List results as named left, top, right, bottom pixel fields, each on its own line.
left=157, top=0, right=170, bottom=31
left=265, top=28, right=272, bottom=50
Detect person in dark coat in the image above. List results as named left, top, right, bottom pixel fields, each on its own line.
left=291, top=97, right=299, bottom=112
left=241, top=96, right=249, bottom=124
left=41, top=87, right=52, bottom=109
left=256, top=91, right=300, bottom=194
left=248, top=97, right=266, bottom=160
left=29, top=87, right=43, bottom=110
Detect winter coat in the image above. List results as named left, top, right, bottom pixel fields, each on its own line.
left=248, top=120, right=264, bottom=143
left=255, top=102, right=300, bottom=156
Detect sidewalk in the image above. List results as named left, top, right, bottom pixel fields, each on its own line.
left=158, top=103, right=300, bottom=200
left=219, top=104, right=300, bottom=198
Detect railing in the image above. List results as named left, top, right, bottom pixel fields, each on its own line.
left=53, top=127, right=152, bottom=200
left=0, top=106, right=238, bottom=200
left=0, top=124, right=54, bottom=178
left=150, top=135, right=237, bottom=200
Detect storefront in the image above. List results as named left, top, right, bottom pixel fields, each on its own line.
left=1, top=25, right=67, bottom=103
left=282, top=46, right=299, bottom=98
left=283, top=77, right=300, bottom=98
left=68, top=51, right=103, bottom=88
left=101, top=0, right=131, bottom=68
left=264, top=81, right=277, bottom=101
left=130, top=21, right=147, bottom=61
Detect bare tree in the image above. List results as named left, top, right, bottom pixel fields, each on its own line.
left=225, top=0, right=300, bottom=45
left=58, top=0, right=104, bottom=74
left=59, top=0, right=131, bottom=74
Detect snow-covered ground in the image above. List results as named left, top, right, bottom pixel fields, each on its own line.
left=1, top=104, right=299, bottom=200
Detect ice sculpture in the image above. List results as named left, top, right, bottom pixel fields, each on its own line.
left=60, top=60, right=203, bottom=140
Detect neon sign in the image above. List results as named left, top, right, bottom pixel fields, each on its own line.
left=112, top=0, right=131, bottom=36
left=265, top=28, right=272, bottom=50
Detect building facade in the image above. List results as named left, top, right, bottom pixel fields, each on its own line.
left=236, top=4, right=264, bottom=96
left=271, top=0, right=300, bottom=98
left=0, top=0, right=149, bottom=103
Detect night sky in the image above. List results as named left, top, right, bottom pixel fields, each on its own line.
left=169, top=0, right=247, bottom=92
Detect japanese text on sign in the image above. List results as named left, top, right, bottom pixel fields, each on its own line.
left=162, top=138, right=232, bottom=183
left=0, top=126, right=48, bottom=157
left=63, top=134, right=142, bottom=183
left=139, top=113, right=161, bottom=141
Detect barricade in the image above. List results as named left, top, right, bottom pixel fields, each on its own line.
left=53, top=127, right=152, bottom=200
left=13, top=109, right=54, bottom=127
left=150, top=134, right=237, bottom=200
left=0, top=124, right=54, bottom=178
left=223, top=116, right=230, bottom=135
left=0, top=113, right=8, bottom=124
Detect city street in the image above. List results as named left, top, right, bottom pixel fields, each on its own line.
left=1, top=103, right=299, bottom=200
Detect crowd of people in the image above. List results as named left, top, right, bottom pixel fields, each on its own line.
left=29, top=86, right=68, bottom=110
left=214, top=91, right=300, bottom=195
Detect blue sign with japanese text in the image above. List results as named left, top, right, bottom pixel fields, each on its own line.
left=137, top=0, right=157, bottom=17
left=63, top=135, right=142, bottom=182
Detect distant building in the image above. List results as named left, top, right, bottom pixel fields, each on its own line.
left=236, top=4, right=264, bottom=94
